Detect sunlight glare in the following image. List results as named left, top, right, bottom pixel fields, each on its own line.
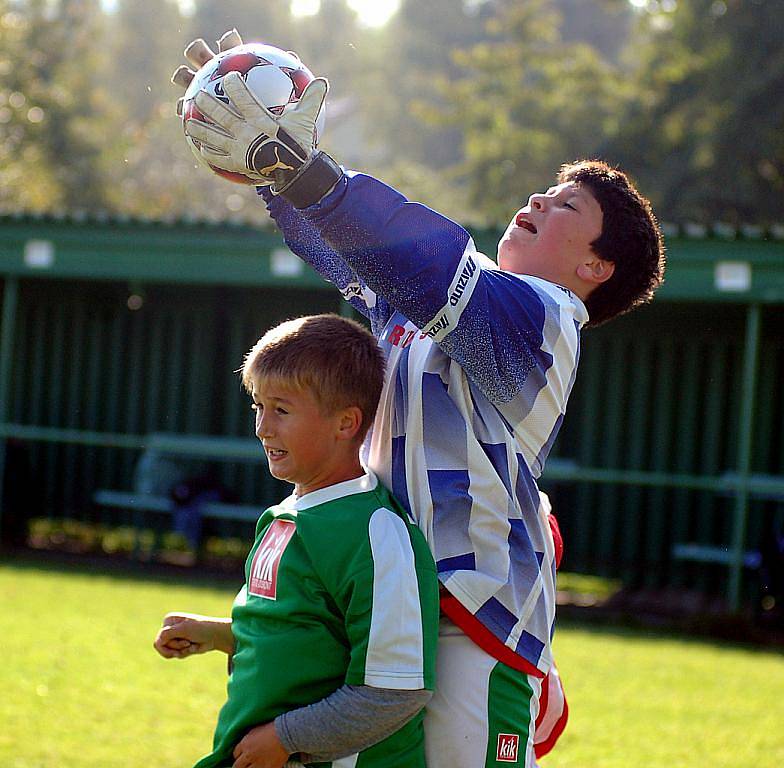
left=291, top=0, right=320, bottom=17
left=347, top=0, right=400, bottom=27
left=291, top=0, right=400, bottom=27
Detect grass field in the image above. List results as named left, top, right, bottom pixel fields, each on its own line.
left=2, top=556, right=782, bottom=768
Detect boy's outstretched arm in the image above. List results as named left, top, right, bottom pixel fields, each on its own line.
left=153, top=612, right=234, bottom=658
left=171, top=32, right=393, bottom=332
left=259, top=188, right=395, bottom=334
left=183, top=45, right=581, bottom=412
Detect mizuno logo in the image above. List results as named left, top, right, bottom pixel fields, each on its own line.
left=423, top=313, right=450, bottom=337
left=341, top=282, right=364, bottom=299
left=449, top=255, right=477, bottom=306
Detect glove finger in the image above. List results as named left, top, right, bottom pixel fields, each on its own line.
left=282, top=77, right=328, bottom=150
left=193, top=89, right=243, bottom=133
left=176, top=96, right=185, bottom=117
left=184, top=38, right=215, bottom=69
left=199, top=145, right=234, bottom=164
left=286, top=50, right=301, bottom=62
left=171, top=65, right=195, bottom=89
left=185, top=118, right=235, bottom=153
left=294, top=77, right=328, bottom=120
left=200, top=147, right=268, bottom=182
left=221, top=71, right=277, bottom=128
left=218, top=29, right=243, bottom=51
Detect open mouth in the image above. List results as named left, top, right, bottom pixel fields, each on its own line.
left=516, top=213, right=537, bottom=234
left=267, top=448, right=287, bottom=458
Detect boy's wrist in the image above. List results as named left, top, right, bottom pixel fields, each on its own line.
left=274, top=151, right=343, bottom=209
left=273, top=715, right=298, bottom=757
left=209, top=617, right=235, bottom=654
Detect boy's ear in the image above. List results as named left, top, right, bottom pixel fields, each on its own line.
left=336, top=406, right=363, bottom=442
left=577, top=257, right=615, bottom=286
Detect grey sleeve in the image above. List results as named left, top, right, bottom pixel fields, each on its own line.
left=274, top=684, right=432, bottom=763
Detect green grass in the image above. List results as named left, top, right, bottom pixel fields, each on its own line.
left=548, top=622, right=784, bottom=767
left=1, top=557, right=782, bottom=768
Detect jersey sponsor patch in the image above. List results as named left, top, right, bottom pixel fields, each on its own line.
left=496, top=733, right=520, bottom=763
left=248, top=519, right=296, bottom=599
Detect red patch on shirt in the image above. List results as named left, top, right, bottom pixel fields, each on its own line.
left=248, top=519, right=295, bottom=599
left=497, top=733, right=520, bottom=763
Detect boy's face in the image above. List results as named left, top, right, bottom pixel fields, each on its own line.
left=497, top=181, right=604, bottom=292
left=251, top=378, right=361, bottom=497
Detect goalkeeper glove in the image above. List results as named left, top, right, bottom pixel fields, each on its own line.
left=185, top=71, right=342, bottom=207
left=171, top=29, right=244, bottom=116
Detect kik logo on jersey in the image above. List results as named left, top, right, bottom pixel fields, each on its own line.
left=249, top=519, right=296, bottom=599
left=496, top=733, right=520, bottom=763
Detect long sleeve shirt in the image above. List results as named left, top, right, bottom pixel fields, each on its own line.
left=260, top=173, right=587, bottom=676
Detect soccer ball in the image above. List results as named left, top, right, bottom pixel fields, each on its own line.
left=181, top=43, right=326, bottom=184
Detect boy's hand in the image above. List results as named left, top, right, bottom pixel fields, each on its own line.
left=171, top=29, right=243, bottom=116
left=153, top=612, right=234, bottom=658
left=232, top=722, right=289, bottom=768
left=172, top=28, right=340, bottom=205
left=184, top=73, right=328, bottom=190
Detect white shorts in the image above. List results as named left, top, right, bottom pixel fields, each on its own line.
left=424, top=617, right=566, bottom=768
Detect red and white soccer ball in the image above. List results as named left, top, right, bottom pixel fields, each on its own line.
left=181, top=43, right=326, bottom=184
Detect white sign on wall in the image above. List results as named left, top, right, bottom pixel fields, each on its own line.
left=270, top=248, right=303, bottom=277
left=714, top=261, right=751, bottom=292
left=24, top=240, right=55, bottom=269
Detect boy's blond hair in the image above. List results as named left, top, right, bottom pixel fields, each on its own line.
left=242, top=314, right=385, bottom=442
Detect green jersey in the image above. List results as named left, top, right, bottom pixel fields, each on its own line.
left=194, top=472, right=439, bottom=768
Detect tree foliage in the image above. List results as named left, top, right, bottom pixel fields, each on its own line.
left=0, top=0, right=780, bottom=228
left=432, top=0, right=631, bottom=224
left=606, top=0, right=784, bottom=224
left=0, top=0, right=114, bottom=211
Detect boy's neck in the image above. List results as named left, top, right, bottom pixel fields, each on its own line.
left=294, top=457, right=365, bottom=498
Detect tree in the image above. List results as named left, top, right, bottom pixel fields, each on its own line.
left=608, top=0, right=784, bottom=224
left=0, top=0, right=117, bottom=211
left=187, top=0, right=295, bottom=51
left=439, top=0, right=629, bottom=225
left=110, top=0, right=182, bottom=125
left=360, top=0, right=485, bottom=170
left=0, top=0, right=57, bottom=210
left=42, top=0, right=116, bottom=209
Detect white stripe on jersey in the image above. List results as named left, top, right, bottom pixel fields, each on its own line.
left=331, top=754, right=359, bottom=768
left=507, top=276, right=581, bottom=477
left=421, top=242, right=481, bottom=342
left=366, top=249, right=584, bottom=673
left=365, top=507, right=426, bottom=689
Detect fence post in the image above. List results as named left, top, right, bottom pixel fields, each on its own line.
left=728, top=302, right=761, bottom=612
left=0, top=277, right=20, bottom=536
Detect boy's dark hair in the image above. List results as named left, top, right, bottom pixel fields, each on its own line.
left=558, top=160, right=665, bottom=327
left=242, top=314, right=385, bottom=443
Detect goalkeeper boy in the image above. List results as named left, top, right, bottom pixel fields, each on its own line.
left=154, top=315, right=439, bottom=768
left=174, top=32, right=665, bottom=768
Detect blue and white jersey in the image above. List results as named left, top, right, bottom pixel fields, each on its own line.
left=262, top=173, right=587, bottom=675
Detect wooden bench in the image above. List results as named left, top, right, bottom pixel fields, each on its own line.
left=92, top=432, right=279, bottom=557
left=92, top=489, right=261, bottom=523
left=671, top=471, right=784, bottom=570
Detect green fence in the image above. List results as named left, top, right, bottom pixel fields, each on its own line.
left=1, top=213, right=783, bottom=610
left=542, top=301, right=784, bottom=608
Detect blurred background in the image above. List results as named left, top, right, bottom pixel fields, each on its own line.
left=1, top=0, right=784, bottom=617
left=1, top=3, right=783, bottom=766
left=0, top=0, right=782, bottom=225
